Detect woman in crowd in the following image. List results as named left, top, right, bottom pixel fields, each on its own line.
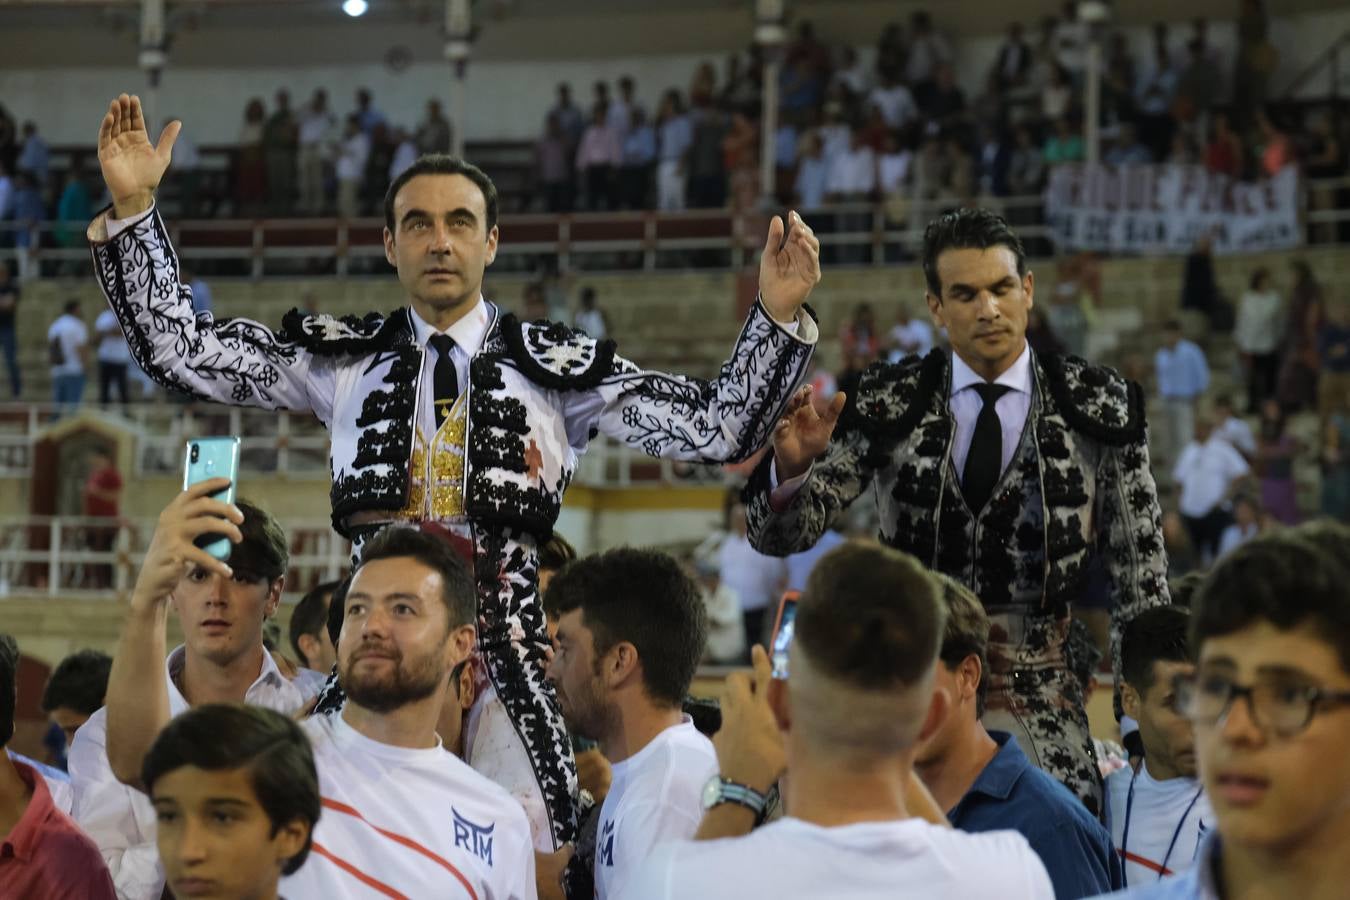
left=1235, top=267, right=1284, bottom=413
left=1255, top=398, right=1301, bottom=525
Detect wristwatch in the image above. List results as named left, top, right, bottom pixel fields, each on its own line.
left=701, top=775, right=768, bottom=817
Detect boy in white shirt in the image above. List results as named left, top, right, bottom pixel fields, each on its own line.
left=102, top=485, right=536, bottom=899
left=540, top=547, right=716, bottom=899
left=1106, top=605, right=1213, bottom=887
left=625, top=541, right=1054, bottom=900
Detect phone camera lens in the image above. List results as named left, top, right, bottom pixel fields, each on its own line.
left=190, top=445, right=200, bottom=463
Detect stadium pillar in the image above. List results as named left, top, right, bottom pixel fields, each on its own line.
left=444, top=0, right=471, bottom=157
left=755, top=0, right=787, bottom=209
left=1080, top=1, right=1111, bottom=165
left=138, top=0, right=168, bottom=130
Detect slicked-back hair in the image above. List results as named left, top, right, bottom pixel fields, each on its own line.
left=41, top=649, right=112, bottom=715
left=1193, top=520, right=1350, bottom=674
left=796, top=542, right=945, bottom=691
left=355, top=526, right=477, bottom=629
left=289, top=581, right=341, bottom=668
left=935, top=576, right=990, bottom=718
left=538, top=534, right=577, bottom=574
left=0, top=634, right=17, bottom=746
left=921, top=208, right=1029, bottom=298
left=229, top=499, right=289, bottom=583
left=1122, top=606, right=1193, bottom=694
left=384, top=154, right=499, bottom=234
left=143, top=704, right=319, bottom=875
left=544, top=547, right=707, bottom=708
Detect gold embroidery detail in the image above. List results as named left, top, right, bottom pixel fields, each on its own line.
left=395, top=394, right=469, bottom=521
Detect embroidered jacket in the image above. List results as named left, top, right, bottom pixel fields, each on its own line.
left=88, top=207, right=818, bottom=538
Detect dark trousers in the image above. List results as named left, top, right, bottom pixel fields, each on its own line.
left=584, top=165, right=615, bottom=210
left=618, top=164, right=652, bottom=209
left=99, top=362, right=129, bottom=406
left=1183, top=508, right=1232, bottom=563
left=0, top=325, right=19, bottom=397
left=1247, top=352, right=1281, bottom=413
left=687, top=173, right=727, bottom=209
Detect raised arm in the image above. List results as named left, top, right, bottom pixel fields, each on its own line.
left=104, top=479, right=244, bottom=788
left=90, top=95, right=332, bottom=418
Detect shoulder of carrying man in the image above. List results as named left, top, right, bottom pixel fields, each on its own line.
left=1038, top=352, right=1146, bottom=448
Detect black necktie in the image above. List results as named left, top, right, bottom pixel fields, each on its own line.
left=428, top=333, right=459, bottom=426
left=962, top=382, right=1011, bottom=515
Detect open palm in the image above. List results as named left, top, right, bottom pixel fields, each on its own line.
left=758, top=211, right=822, bottom=322
left=772, top=386, right=845, bottom=480
left=97, top=94, right=180, bottom=212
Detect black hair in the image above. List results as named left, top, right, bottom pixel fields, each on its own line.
left=1167, top=571, right=1206, bottom=609
left=325, top=576, right=351, bottom=647
left=289, top=581, right=341, bottom=669
left=143, top=704, right=320, bottom=876
left=1193, top=521, right=1350, bottom=674
left=228, top=500, right=289, bottom=583
left=936, top=576, right=989, bottom=718
left=383, top=154, right=499, bottom=234
left=1122, top=606, right=1192, bottom=693
left=0, top=634, right=17, bottom=746
left=41, top=649, right=112, bottom=715
left=538, top=534, right=577, bottom=574
left=921, top=208, right=1028, bottom=298
left=355, top=526, right=477, bottom=628
left=544, top=547, right=707, bottom=708
left=1249, top=267, right=1270, bottom=290
left=63, top=299, right=80, bottom=314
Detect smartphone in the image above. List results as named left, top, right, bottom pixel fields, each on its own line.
left=182, top=437, right=241, bottom=561
left=770, top=590, right=799, bottom=680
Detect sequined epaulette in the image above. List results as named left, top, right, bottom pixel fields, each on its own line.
left=1038, top=353, right=1146, bottom=447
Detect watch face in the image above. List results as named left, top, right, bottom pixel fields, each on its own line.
left=702, top=775, right=723, bottom=810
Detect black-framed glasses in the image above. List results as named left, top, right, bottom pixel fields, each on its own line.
left=1175, top=671, right=1350, bottom=738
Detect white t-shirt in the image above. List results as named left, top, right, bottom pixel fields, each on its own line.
left=1213, top=415, right=1256, bottom=458
left=1172, top=437, right=1250, bottom=518
left=95, top=309, right=131, bottom=364
left=281, top=712, right=535, bottom=900
left=621, top=816, right=1054, bottom=900
left=888, top=320, right=934, bottom=361
left=1105, top=762, right=1213, bottom=886
left=47, top=314, right=88, bottom=376
left=594, top=717, right=718, bottom=900
left=717, top=533, right=787, bottom=613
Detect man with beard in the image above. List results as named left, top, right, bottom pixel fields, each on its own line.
left=539, top=548, right=715, bottom=900
left=72, top=484, right=309, bottom=900
left=104, top=488, right=535, bottom=898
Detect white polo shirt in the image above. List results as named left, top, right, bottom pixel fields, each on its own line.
left=1172, top=437, right=1250, bottom=518
left=1105, top=762, right=1213, bottom=887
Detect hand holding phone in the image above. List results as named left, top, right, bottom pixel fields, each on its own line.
left=769, top=591, right=799, bottom=680
left=182, top=437, right=241, bottom=561
left=130, top=476, right=243, bottom=614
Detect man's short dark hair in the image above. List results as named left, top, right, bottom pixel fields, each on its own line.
left=289, top=582, right=340, bottom=668
left=142, top=704, right=320, bottom=876
left=228, top=500, right=289, bottom=583
left=0, top=634, right=17, bottom=746
left=1167, top=572, right=1205, bottom=609
left=40, top=649, right=112, bottom=716
left=1122, top=606, right=1192, bottom=694
left=63, top=299, right=80, bottom=315
left=356, top=526, right=476, bottom=628
left=1162, top=319, right=1182, bottom=332
left=797, top=542, right=945, bottom=691
left=383, top=154, right=499, bottom=234
left=544, top=547, right=707, bottom=707
left=1193, top=520, right=1350, bottom=674
left=936, top=576, right=989, bottom=718
left=921, top=208, right=1029, bottom=297
left=539, top=535, right=578, bottom=621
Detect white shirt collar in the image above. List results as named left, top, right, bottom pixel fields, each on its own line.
left=164, top=643, right=288, bottom=711
left=409, top=296, right=492, bottom=355
left=950, top=341, right=1033, bottom=398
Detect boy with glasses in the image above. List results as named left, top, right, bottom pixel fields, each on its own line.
left=1100, top=521, right=1350, bottom=899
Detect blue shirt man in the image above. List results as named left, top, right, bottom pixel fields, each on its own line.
left=1154, top=334, right=1210, bottom=401
left=951, top=731, right=1122, bottom=899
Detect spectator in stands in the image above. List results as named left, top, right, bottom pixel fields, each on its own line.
left=81, top=445, right=123, bottom=586
left=573, top=286, right=610, bottom=339
left=541, top=547, right=714, bottom=900
left=0, top=106, right=15, bottom=174
left=1218, top=492, right=1265, bottom=558
left=71, top=488, right=310, bottom=900
left=0, top=260, right=20, bottom=398
left=1321, top=411, right=1350, bottom=521
left=537, top=113, right=574, bottom=213
left=993, top=21, right=1033, bottom=90
left=169, top=117, right=204, bottom=218
left=686, top=102, right=728, bottom=208
left=47, top=299, right=88, bottom=416
left=832, top=45, right=871, bottom=98
left=550, top=83, right=586, bottom=154
left=94, top=302, right=130, bottom=407
left=416, top=99, right=453, bottom=155
left=1213, top=394, right=1256, bottom=461
left=0, top=159, right=12, bottom=223
left=868, top=70, right=918, bottom=132
left=352, top=87, right=386, bottom=135
left=1044, top=115, right=1085, bottom=163
left=1256, top=108, right=1294, bottom=176
left=619, top=107, right=656, bottom=209
left=1278, top=260, right=1324, bottom=412
left=1233, top=0, right=1277, bottom=122
left=609, top=77, right=638, bottom=137
left=11, top=172, right=43, bottom=280
left=1318, top=299, right=1350, bottom=430
left=1180, top=233, right=1221, bottom=325
left=1106, top=605, right=1211, bottom=887
left=1105, top=121, right=1153, bottom=166
left=1103, top=33, right=1138, bottom=125
left=1304, top=112, right=1345, bottom=243
left=1204, top=111, right=1244, bottom=178
left=887, top=304, right=934, bottom=362
left=905, top=10, right=950, bottom=98
left=235, top=98, right=268, bottom=217
left=41, top=649, right=112, bottom=762
left=1154, top=320, right=1209, bottom=463
left=627, top=543, right=1055, bottom=899
left=182, top=265, right=212, bottom=317
left=874, top=22, right=905, bottom=84
left=388, top=127, right=418, bottom=182
left=1174, top=38, right=1224, bottom=125
left=141, top=704, right=318, bottom=900
left=1254, top=398, right=1300, bottom=525
left=1135, top=43, right=1179, bottom=161
left=288, top=581, right=341, bottom=677
left=56, top=167, right=93, bottom=260
left=0, top=633, right=117, bottom=899
left=921, top=63, right=966, bottom=127
left=1008, top=124, right=1047, bottom=197
left=1172, top=416, right=1250, bottom=565
left=576, top=103, right=622, bottom=211
left=792, top=130, right=827, bottom=212
left=1236, top=267, right=1285, bottom=413
left=16, top=122, right=50, bottom=185
left=916, top=576, right=1120, bottom=898
left=263, top=89, right=298, bottom=216
left=1102, top=522, right=1350, bottom=898
left=334, top=114, right=369, bottom=220
left=655, top=90, right=691, bottom=211
left=297, top=89, right=336, bottom=215
left=537, top=534, right=577, bottom=634
left=1041, top=63, right=1074, bottom=123
left=719, top=498, right=788, bottom=658
left=1051, top=1, right=1087, bottom=80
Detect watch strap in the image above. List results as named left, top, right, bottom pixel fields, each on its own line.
left=710, top=778, right=768, bottom=816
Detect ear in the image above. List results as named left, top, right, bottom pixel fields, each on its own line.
left=456, top=660, right=477, bottom=711
left=767, top=676, right=790, bottom=733
left=1023, top=269, right=1035, bottom=309
left=446, top=624, right=476, bottom=666
left=272, top=817, right=311, bottom=871
left=1121, top=682, right=1142, bottom=721
left=264, top=576, right=285, bottom=619
left=957, top=654, right=982, bottom=707
left=917, top=682, right=951, bottom=744
left=925, top=291, right=944, bottom=329
left=484, top=224, right=499, bottom=267
left=608, top=642, right=640, bottom=689
left=297, top=633, right=320, bottom=669
left=383, top=226, right=397, bottom=268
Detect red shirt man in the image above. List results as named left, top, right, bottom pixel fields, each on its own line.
left=81, top=449, right=122, bottom=519
left=1, top=758, right=116, bottom=899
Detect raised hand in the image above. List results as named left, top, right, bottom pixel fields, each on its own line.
left=130, top=478, right=242, bottom=614
left=97, top=94, right=181, bottom=219
left=759, top=210, right=822, bottom=323
left=773, top=385, right=845, bottom=481
left=712, top=644, right=787, bottom=795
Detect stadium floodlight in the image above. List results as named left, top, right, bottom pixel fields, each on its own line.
left=342, top=0, right=369, bottom=16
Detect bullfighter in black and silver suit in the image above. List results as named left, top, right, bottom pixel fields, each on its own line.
left=88, top=95, right=822, bottom=852
left=746, top=209, right=1169, bottom=815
